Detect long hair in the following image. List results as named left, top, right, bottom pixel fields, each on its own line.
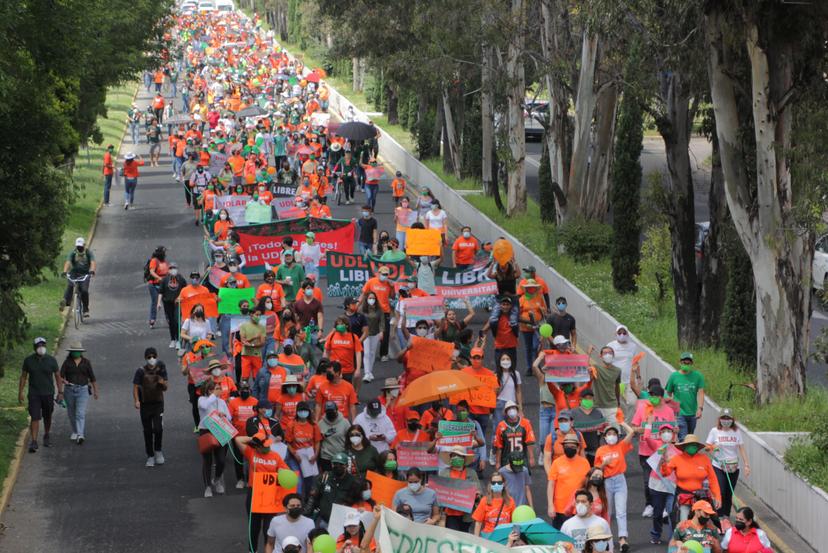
left=486, top=473, right=512, bottom=506
left=495, top=350, right=517, bottom=388
left=345, top=424, right=370, bottom=451
left=582, top=468, right=609, bottom=516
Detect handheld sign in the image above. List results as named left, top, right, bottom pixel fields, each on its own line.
left=365, top=471, right=407, bottom=506
left=436, top=420, right=476, bottom=447
left=544, top=353, right=591, bottom=383
left=218, top=287, right=256, bottom=314
left=427, top=475, right=478, bottom=513
left=407, top=336, right=454, bottom=375
left=203, top=409, right=238, bottom=446
left=396, top=442, right=439, bottom=471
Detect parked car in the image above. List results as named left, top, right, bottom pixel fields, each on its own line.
left=198, top=0, right=216, bottom=13
left=215, top=0, right=234, bottom=11
left=813, top=234, right=828, bottom=295
left=524, top=100, right=548, bottom=141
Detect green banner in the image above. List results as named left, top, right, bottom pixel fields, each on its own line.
left=218, top=287, right=256, bottom=314
left=325, top=252, right=412, bottom=298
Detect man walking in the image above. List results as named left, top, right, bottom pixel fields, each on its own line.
left=133, top=347, right=168, bottom=467
left=103, top=144, right=116, bottom=206
left=19, top=337, right=63, bottom=452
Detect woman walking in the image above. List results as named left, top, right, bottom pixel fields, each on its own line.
left=359, top=291, right=385, bottom=384
left=705, top=408, right=751, bottom=517
left=60, top=342, right=99, bottom=445
left=197, top=380, right=230, bottom=498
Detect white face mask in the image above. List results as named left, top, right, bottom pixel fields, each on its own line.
left=605, top=434, right=618, bottom=445
left=601, top=353, right=614, bottom=364
left=36, top=346, right=46, bottom=356
left=349, top=435, right=362, bottom=446
left=220, top=213, right=228, bottom=220
left=367, top=298, right=376, bottom=306
left=462, top=231, right=471, bottom=238
left=415, top=328, right=428, bottom=337
left=211, top=368, right=222, bottom=377
left=170, top=269, right=179, bottom=276
left=575, top=503, right=589, bottom=517
left=229, top=266, right=238, bottom=273
left=388, top=389, right=400, bottom=398
left=721, top=419, right=733, bottom=429
left=362, top=489, right=372, bottom=500
left=500, top=359, right=512, bottom=369
left=661, top=431, right=673, bottom=443
left=147, top=358, right=158, bottom=367
left=593, top=540, right=610, bottom=552
left=616, top=333, right=628, bottom=343
left=407, top=482, right=421, bottom=493
left=506, top=408, right=518, bottom=419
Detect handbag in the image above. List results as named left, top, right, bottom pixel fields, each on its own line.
left=197, top=431, right=220, bottom=454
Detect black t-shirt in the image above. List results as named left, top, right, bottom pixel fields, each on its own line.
left=22, top=353, right=59, bottom=396
left=347, top=311, right=368, bottom=335
left=547, top=313, right=576, bottom=339
left=357, top=217, right=377, bottom=244
left=294, top=298, right=323, bottom=327
left=133, top=363, right=168, bottom=404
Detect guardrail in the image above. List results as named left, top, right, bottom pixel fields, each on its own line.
left=302, top=54, right=828, bottom=550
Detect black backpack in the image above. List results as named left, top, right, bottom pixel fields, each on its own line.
left=143, top=258, right=152, bottom=282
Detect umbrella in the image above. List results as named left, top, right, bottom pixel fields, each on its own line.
left=305, top=71, right=320, bottom=84
left=165, top=114, right=194, bottom=126
left=237, top=105, right=268, bottom=118
left=296, top=145, right=315, bottom=156
left=397, top=370, right=482, bottom=408
left=485, top=519, right=574, bottom=546
left=335, top=121, right=376, bottom=141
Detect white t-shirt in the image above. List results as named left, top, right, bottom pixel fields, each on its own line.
left=266, top=514, right=316, bottom=552
left=424, top=209, right=447, bottom=231
left=560, top=514, right=613, bottom=552
left=606, top=338, right=638, bottom=384
left=705, top=427, right=744, bottom=471
left=496, top=370, right=522, bottom=402
left=299, top=242, right=323, bottom=266
left=182, top=318, right=212, bottom=341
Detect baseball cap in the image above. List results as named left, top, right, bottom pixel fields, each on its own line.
left=553, top=335, right=569, bottom=346
left=720, top=408, right=734, bottom=419
left=378, top=266, right=390, bottom=275
left=344, top=511, right=361, bottom=527
left=691, top=500, right=716, bottom=515
left=33, top=337, right=47, bottom=346
left=498, top=295, right=513, bottom=304
left=256, top=399, right=273, bottom=411
left=405, top=409, right=420, bottom=421
left=281, top=536, right=301, bottom=549
left=557, top=409, right=573, bottom=420
left=522, top=266, right=536, bottom=273
left=580, top=388, right=594, bottom=398
left=680, top=351, right=694, bottom=361
left=332, top=452, right=349, bottom=465
left=75, top=237, right=86, bottom=247
left=324, top=401, right=338, bottom=412
left=343, top=297, right=357, bottom=308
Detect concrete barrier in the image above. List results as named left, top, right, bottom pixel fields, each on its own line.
left=303, top=58, right=828, bottom=549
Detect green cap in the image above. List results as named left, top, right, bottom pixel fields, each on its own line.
left=332, top=452, right=349, bottom=465
left=679, top=352, right=694, bottom=361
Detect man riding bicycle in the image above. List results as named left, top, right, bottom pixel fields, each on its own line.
left=60, top=237, right=96, bottom=317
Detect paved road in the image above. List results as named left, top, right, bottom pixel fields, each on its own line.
left=0, top=91, right=747, bottom=553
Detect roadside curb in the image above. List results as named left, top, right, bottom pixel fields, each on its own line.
left=0, top=83, right=138, bottom=522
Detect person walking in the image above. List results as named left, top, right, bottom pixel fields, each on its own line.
left=102, top=144, right=116, bottom=206
left=122, top=151, right=145, bottom=210
left=198, top=380, right=230, bottom=498
left=594, top=422, right=635, bottom=552
left=159, top=262, right=186, bottom=349
left=19, top=337, right=63, bottom=452
left=132, top=347, right=167, bottom=467
left=439, top=446, right=480, bottom=532
left=145, top=245, right=169, bottom=328
left=705, top=408, right=751, bottom=517
left=60, top=342, right=98, bottom=445
left=358, top=291, right=385, bottom=384
left=666, top=352, right=705, bottom=440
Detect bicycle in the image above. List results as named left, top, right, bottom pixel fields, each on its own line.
left=334, top=176, right=343, bottom=205
left=66, top=274, right=91, bottom=329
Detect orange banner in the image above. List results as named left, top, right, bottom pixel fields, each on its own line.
left=180, top=290, right=219, bottom=319
left=250, top=471, right=296, bottom=514
left=451, top=371, right=498, bottom=409
left=405, top=228, right=442, bottom=256
left=365, top=470, right=407, bottom=507
left=407, top=336, right=454, bottom=375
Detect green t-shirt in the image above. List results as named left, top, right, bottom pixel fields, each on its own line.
left=239, top=321, right=266, bottom=357
left=67, top=248, right=95, bottom=277
left=275, top=262, right=305, bottom=298
left=22, top=353, right=59, bottom=395
left=665, top=369, right=705, bottom=416
left=592, top=362, right=622, bottom=409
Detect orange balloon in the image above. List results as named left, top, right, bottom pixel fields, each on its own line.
left=492, top=239, right=513, bottom=266
left=267, top=166, right=276, bottom=175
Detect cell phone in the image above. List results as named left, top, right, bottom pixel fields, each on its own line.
left=478, top=330, right=484, bottom=338
left=512, top=524, right=521, bottom=535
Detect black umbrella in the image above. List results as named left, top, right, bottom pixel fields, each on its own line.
left=237, top=105, right=268, bottom=118
left=334, top=121, right=376, bottom=141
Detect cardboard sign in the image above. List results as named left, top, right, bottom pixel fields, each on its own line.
left=450, top=371, right=498, bottom=409
left=544, top=354, right=591, bottom=383
left=401, top=296, right=445, bottom=321
left=217, top=287, right=256, bottom=314
left=250, top=470, right=295, bottom=514
left=406, top=336, right=454, bottom=375
left=436, top=420, right=476, bottom=447
left=203, top=409, right=238, bottom=446
left=396, top=441, right=439, bottom=472
left=365, top=471, right=408, bottom=507
left=405, top=228, right=442, bottom=256
left=180, top=290, right=219, bottom=320
left=214, top=194, right=251, bottom=226
left=208, top=265, right=230, bottom=289
left=427, top=475, right=478, bottom=513
left=245, top=202, right=273, bottom=224
left=236, top=218, right=355, bottom=270
left=208, top=151, right=228, bottom=176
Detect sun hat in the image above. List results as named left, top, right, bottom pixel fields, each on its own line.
left=381, top=377, right=401, bottom=390
left=124, top=152, right=136, bottom=160
left=438, top=445, right=475, bottom=466
left=585, top=525, right=613, bottom=541
left=676, top=434, right=705, bottom=448
left=66, top=341, right=85, bottom=352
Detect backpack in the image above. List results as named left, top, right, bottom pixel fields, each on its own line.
left=143, top=258, right=153, bottom=282
left=70, top=249, right=90, bottom=269
left=141, top=368, right=166, bottom=403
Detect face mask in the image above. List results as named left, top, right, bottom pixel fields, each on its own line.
left=450, top=456, right=465, bottom=468
left=419, top=256, right=429, bottom=264
left=593, top=540, right=609, bottom=552
left=240, top=390, right=251, bottom=400
left=455, top=409, right=469, bottom=421
left=287, top=507, right=303, bottom=519
left=415, top=328, right=428, bottom=337
left=304, top=288, right=313, bottom=297
left=384, top=460, right=398, bottom=471
left=170, top=269, right=179, bottom=276
left=229, top=266, right=238, bottom=273
left=191, top=278, right=200, bottom=285
left=684, top=445, right=699, bottom=455
left=407, top=421, right=419, bottom=431
left=462, top=231, right=471, bottom=238
left=336, top=324, right=347, bottom=333
left=510, top=461, right=525, bottom=472
left=194, top=309, right=204, bottom=317
left=147, top=358, right=158, bottom=366
left=367, top=298, right=376, bottom=306
left=581, top=399, right=594, bottom=410
left=575, top=503, right=589, bottom=517
left=506, top=408, right=518, bottom=420
left=649, top=396, right=662, bottom=406
left=294, top=409, right=310, bottom=421
left=559, top=422, right=571, bottom=433
left=349, top=435, right=363, bottom=446
left=680, top=363, right=693, bottom=372
left=500, top=359, right=512, bottom=369
left=362, top=489, right=372, bottom=501
left=721, top=419, right=733, bottom=428
left=325, top=410, right=338, bottom=421
left=362, top=211, right=370, bottom=218
left=563, top=447, right=577, bottom=458
left=697, top=515, right=710, bottom=525
left=264, top=409, right=273, bottom=418
left=267, top=358, right=278, bottom=367
left=36, top=346, right=46, bottom=356
left=562, top=384, right=575, bottom=394
left=490, top=482, right=504, bottom=493
left=76, top=246, right=85, bottom=253
left=557, top=302, right=567, bottom=312
left=388, top=388, right=400, bottom=399
left=71, top=351, right=83, bottom=359
left=407, top=482, right=421, bottom=493
left=220, top=213, right=228, bottom=220
left=378, top=274, right=387, bottom=282
left=333, top=464, right=346, bottom=476
left=601, top=354, right=614, bottom=364
left=590, top=476, right=604, bottom=486
left=197, top=167, right=204, bottom=173
left=202, top=347, right=211, bottom=356
left=661, top=431, right=673, bottom=442
left=211, top=368, right=222, bottom=377
left=734, top=520, right=746, bottom=531
left=326, top=372, right=336, bottom=382
left=616, top=334, right=628, bottom=344
left=264, top=302, right=273, bottom=310
left=605, top=434, right=618, bottom=445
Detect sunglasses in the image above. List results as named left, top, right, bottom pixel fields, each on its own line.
left=146, top=356, right=157, bottom=360
left=471, top=356, right=483, bottom=360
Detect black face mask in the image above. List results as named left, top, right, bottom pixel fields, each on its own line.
left=563, top=447, right=577, bottom=458
left=240, top=307, right=250, bottom=315
left=325, top=410, right=338, bottom=421
left=284, top=547, right=300, bottom=553
left=332, top=464, right=346, bottom=476
left=326, top=372, right=335, bottom=382
left=287, top=507, right=302, bottom=519
left=697, top=515, right=710, bottom=526
left=733, top=521, right=746, bottom=531
left=590, top=477, right=604, bottom=486
left=407, top=422, right=419, bottom=431
left=240, top=390, right=251, bottom=400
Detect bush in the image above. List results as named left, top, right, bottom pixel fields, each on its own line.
left=638, top=223, right=673, bottom=314
left=558, top=218, right=613, bottom=262
left=538, top=135, right=556, bottom=224
left=721, top=224, right=756, bottom=370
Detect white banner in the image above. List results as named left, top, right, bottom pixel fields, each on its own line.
left=378, top=507, right=571, bottom=553
left=215, top=194, right=250, bottom=226
left=328, top=503, right=376, bottom=543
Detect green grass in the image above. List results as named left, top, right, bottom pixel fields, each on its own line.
left=422, top=159, right=482, bottom=191
left=0, top=84, right=135, bottom=487
left=785, top=439, right=828, bottom=491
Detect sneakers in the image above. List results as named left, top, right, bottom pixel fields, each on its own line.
left=169, top=340, right=176, bottom=349
left=124, top=202, right=129, bottom=210
left=213, top=478, right=225, bottom=495
left=235, top=479, right=246, bottom=489
left=488, top=451, right=496, bottom=466
left=70, top=433, right=78, bottom=441
left=381, top=355, right=389, bottom=362
left=43, top=434, right=51, bottom=447
left=83, top=311, right=90, bottom=318
left=363, top=374, right=374, bottom=383
left=193, top=426, right=199, bottom=434
left=77, top=435, right=85, bottom=445
left=642, top=505, right=654, bottom=518
left=149, top=320, right=155, bottom=328
left=662, top=509, right=669, bottom=520
left=649, top=538, right=662, bottom=545
left=204, top=486, right=213, bottom=498
left=146, top=456, right=156, bottom=467
left=28, top=440, right=38, bottom=453
left=154, top=451, right=165, bottom=465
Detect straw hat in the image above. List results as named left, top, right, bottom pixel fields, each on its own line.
left=438, top=445, right=475, bottom=466
left=676, top=434, right=705, bottom=448
left=66, top=341, right=85, bottom=352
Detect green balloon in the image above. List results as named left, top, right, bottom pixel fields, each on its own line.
left=278, top=468, right=298, bottom=489
left=511, top=504, right=536, bottom=523
left=682, top=540, right=704, bottom=553
left=313, top=534, right=336, bottom=553
left=539, top=323, right=553, bottom=338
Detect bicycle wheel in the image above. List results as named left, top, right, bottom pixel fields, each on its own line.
left=74, top=288, right=83, bottom=328
left=336, top=181, right=342, bottom=205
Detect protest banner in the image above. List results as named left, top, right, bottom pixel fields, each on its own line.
left=378, top=506, right=572, bottom=553
left=245, top=201, right=273, bottom=224
left=436, top=420, right=476, bottom=447
left=406, top=336, right=454, bottom=375
left=396, top=442, right=438, bottom=472
left=543, top=354, right=591, bottom=383
left=250, top=471, right=295, bottom=514
left=365, top=471, right=407, bottom=507
left=328, top=504, right=376, bottom=542
left=325, top=252, right=412, bottom=297
left=179, top=290, right=218, bottom=319
left=647, top=451, right=677, bottom=494
left=450, top=371, right=498, bottom=410
left=237, top=218, right=355, bottom=271
left=208, top=265, right=230, bottom=289
left=272, top=183, right=298, bottom=197
left=310, top=112, right=330, bottom=127
left=208, top=151, right=228, bottom=175
left=401, top=296, right=444, bottom=321
left=202, top=409, right=238, bottom=446
left=434, top=264, right=498, bottom=309
left=217, top=287, right=256, bottom=314
left=214, top=194, right=250, bottom=226
left=187, top=354, right=232, bottom=385
left=405, top=228, right=442, bottom=256
left=426, top=475, right=478, bottom=513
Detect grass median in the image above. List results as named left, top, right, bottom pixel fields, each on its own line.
left=0, top=84, right=135, bottom=487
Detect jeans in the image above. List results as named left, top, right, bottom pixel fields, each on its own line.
left=649, top=489, right=675, bottom=541
left=171, top=81, right=177, bottom=97
left=677, top=414, right=697, bottom=440
left=130, top=121, right=141, bottom=144
left=140, top=403, right=164, bottom=457
left=173, top=156, right=184, bottom=179
left=365, top=184, right=378, bottom=210
left=521, top=330, right=539, bottom=372
left=163, top=300, right=179, bottom=341
left=492, top=399, right=507, bottom=439
left=363, top=334, right=380, bottom=378
left=103, top=174, right=113, bottom=204
left=715, top=466, right=739, bottom=517
left=639, top=454, right=653, bottom=507
left=303, top=263, right=319, bottom=281
left=261, top=336, right=276, bottom=362
left=470, top=413, right=491, bottom=441
left=537, top=404, right=556, bottom=464
left=605, top=473, right=629, bottom=538
left=65, top=384, right=90, bottom=437
left=358, top=242, right=373, bottom=256
left=148, top=283, right=160, bottom=322
left=396, top=230, right=407, bottom=250
left=124, top=177, right=137, bottom=205
left=219, top=315, right=231, bottom=355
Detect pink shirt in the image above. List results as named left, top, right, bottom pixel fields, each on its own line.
left=631, top=400, right=679, bottom=456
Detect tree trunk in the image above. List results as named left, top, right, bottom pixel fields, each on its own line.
left=481, top=45, right=495, bottom=196
left=583, top=83, right=617, bottom=220
left=705, top=11, right=809, bottom=400
left=568, top=32, right=599, bottom=219
left=699, top=131, right=728, bottom=344
left=432, top=96, right=443, bottom=160
left=441, top=87, right=462, bottom=178
left=505, top=0, right=526, bottom=216
left=386, top=84, right=398, bottom=125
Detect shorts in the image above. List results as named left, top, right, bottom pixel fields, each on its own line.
left=149, top=142, right=161, bottom=156
left=28, top=394, right=54, bottom=421
left=241, top=355, right=263, bottom=380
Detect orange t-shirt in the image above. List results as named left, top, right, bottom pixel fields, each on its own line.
left=228, top=155, right=245, bottom=176
left=285, top=419, right=322, bottom=450
left=103, top=152, right=114, bottom=176
left=544, top=431, right=587, bottom=461
left=278, top=392, right=304, bottom=427
left=472, top=497, right=515, bottom=534
left=594, top=440, right=634, bottom=478
left=243, top=447, right=289, bottom=488
left=228, top=396, right=259, bottom=433
left=325, top=331, right=363, bottom=374
left=390, top=428, right=430, bottom=449
left=315, top=380, right=358, bottom=418
left=452, top=237, right=480, bottom=265
left=213, top=375, right=237, bottom=402
left=391, top=178, right=406, bottom=197
left=123, top=159, right=145, bottom=178
left=362, top=277, right=393, bottom=313
left=213, top=219, right=233, bottom=240
left=266, top=366, right=287, bottom=404
left=519, top=294, right=546, bottom=332
left=256, top=283, right=285, bottom=308
left=494, top=315, right=518, bottom=349
left=220, top=272, right=251, bottom=288
left=548, top=455, right=591, bottom=513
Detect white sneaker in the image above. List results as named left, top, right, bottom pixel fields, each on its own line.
left=124, top=201, right=129, bottom=210
left=169, top=340, right=176, bottom=349
left=213, top=478, right=225, bottom=495
left=236, top=479, right=246, bottom=489
left=70, top=433, right=78, bottom=441
left=381, top=356, right=389, bottom=362
left=488, top=451, right=496, bottom=466
left=146, top=456, right=155, bottom=467
left=662, top=509, right=669, bottom=519
left=204, top=486, right=213, bottom=498
left=154, top=451, right=165, bottom=465
left=642, top=505, right=654, bottom=518
left=363, top=374, right=374, bottom=383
